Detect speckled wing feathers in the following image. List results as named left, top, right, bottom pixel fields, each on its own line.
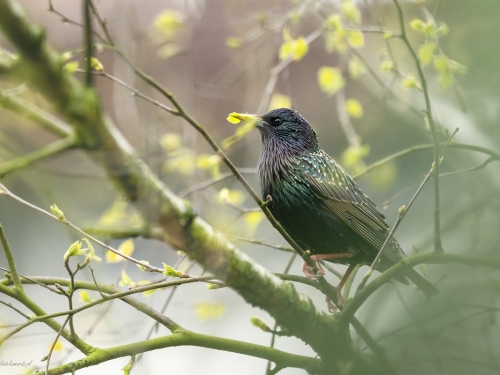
left=299, top=151, right=404, bottom=265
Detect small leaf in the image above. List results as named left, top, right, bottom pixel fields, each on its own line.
left=279, top=35, right=309, bottom=61
left=348, top=55, right=367, bottom=79
left=90, top=57, right=104, bottom=72
left=437, top=22, right=449, bottom=37
left=218, top=188, right=246, bottom=205
left=226, top=36, right=242, bottom=49
left=324, top=14, right=343, bottom=31
left=106, top=239, right=134, bottom=263
left=51, top=340, right=63, bottom=351
left=324, top=31, right=347, bottom=53
left=160, top=133, right=182, bottom=151
left=64, top=240, right=86, bottom=262
left=63, top=61, right=79, bottom=74
left=195, top=302, right=226, bottom=320
left=245, top=211, right=265, bottom=236
left=50, top=204, right=66, bottom=221
left=410, top=19, right=426, bottom=32
left=207, top=283, right=224, bottom=290
left=317, top=66, right=345, bottom=96
left=164, top=149, right=196, bottom=175
left=154, top=10, right=183, bottom=33
left=79, top=290, right=93, bottom=303
left=342, top=144, right=370, bottom=174
left=345, top=98, right=364, bottom=119
left=347, top=30, right=364, bottom=48
left=380, top=60, right=395, bottom=74
left=418, top=42, right=436, bottom=66
left=137, top=260, right=151, bottom=272
left=119, top=270, right=132, bottom=287
left=383, top=31, right=393, bottom=39
left=82, top=238, right=102, bottom=265
left=196, top=154, right=221, bottom=169
left=402, top=74, right=422, bottom=90
left=341, top=1, right=361, bottom=25
left=268, top=93, right=291, bottom=110
left=162, top=263, right=183, bottom=277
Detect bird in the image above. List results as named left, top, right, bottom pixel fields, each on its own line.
left=228, top=108, right=438, bottom=306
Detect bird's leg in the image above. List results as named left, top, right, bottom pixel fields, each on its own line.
left=331, top=263, right=356, bottom=307
left=303, top=253, right=356, bottom=309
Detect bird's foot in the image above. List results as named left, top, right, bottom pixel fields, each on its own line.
left=325, top=286, right=345, bottom=313
left=301, top=256, right=325, bottom=279
left=325, top=296, right=338, bottom=313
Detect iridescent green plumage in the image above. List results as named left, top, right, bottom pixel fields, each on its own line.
left=252, top=108, right=437, bottom=297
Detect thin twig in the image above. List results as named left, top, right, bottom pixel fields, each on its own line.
left=0, top=135, right=76, bottom=178
left=83, top=0, right=93, bottom=86
left=178, top=169, right=257, bottom=197
left=0, top=299, right=30, bottom=319
left=45, top=316, right=70, bottom=375
left=357, top=128, right=458, bottom=291
left=0, top=184, right=164, bottom=273
left=392, top=0, right=443, bottom=253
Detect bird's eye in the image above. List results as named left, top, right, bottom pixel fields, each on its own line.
left=272, top=118, right=282, bottom=126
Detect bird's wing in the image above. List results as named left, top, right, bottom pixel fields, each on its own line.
left=300, top=152, right=402, bottom=263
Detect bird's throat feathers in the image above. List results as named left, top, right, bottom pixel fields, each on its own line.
left=257, top=134, right=298, bottom=193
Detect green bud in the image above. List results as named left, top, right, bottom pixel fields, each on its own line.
left=90, top=57, right=104, bottom=72
left=162, top=263, right=183, bottom=277
left=398, top=205, right=406, bottom=217
left=250, top=317, right=270, bottom=332
left=64, top=240, right=86, bottom=262
left=206, top=283, right=224, bottom=290
left=50, top=204, right=66, bottom=221
left=137, top=260, right=151, bottom=272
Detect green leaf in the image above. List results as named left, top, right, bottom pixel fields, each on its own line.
left=324, top=31, right=347, bottom=53
left=160, top=133, right=182, bottom=151
left=63, top=61, right=79, bottom=74
left=79, top=290, right=93, bottom=303
left=402, top=74, right=422, bottom=90
left=163, top=263, right=184, bottom=277
left=226, top=36, right=242, bottom=49
left=410, top=18, right=436, bottom=36
left=64, top=240, right=86, bottom=262
left=90, top=57, right=104, bottom=72
left=82, top=238, right=102, bottom=265
left=50, top=204, right=66, bottom=220
left=347, top=30, right=364, bottom=48
left=348, top=55, right=367, bottom=79
left=345, top=98, right=364, bottom=118
left=268, top=93, right=291, bottom=110
left=317, top=66, right=345, bottom=96
left=279, top=34, right=309, bottom=61
left=341, top=1, right=361, bottom=25
left=154, top=10, right=183, bottom=33
left=324, top=13, right=343, bottom=31
left=418, top=42, right=436, bottom=66
left=380, top=60, right=395, bottom=74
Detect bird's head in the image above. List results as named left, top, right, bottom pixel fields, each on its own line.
left=228, top=108, right=319, bottom=155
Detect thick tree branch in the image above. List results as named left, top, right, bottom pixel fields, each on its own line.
left=0, top=1, right=372, bottom=371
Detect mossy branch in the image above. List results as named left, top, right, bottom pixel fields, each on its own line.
left=0, top=1, right=372, bottom=371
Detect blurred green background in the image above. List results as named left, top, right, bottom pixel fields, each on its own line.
left=1, top=0, right=500, bottom=374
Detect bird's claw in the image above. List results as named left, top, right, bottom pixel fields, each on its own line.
left=301, top=259, right=325, bottom=279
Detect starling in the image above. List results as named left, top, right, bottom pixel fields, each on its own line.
left=229, top=108, right=437, bottom=304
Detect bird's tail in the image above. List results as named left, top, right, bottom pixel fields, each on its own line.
left=403, top=267, right=438, bottom=297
